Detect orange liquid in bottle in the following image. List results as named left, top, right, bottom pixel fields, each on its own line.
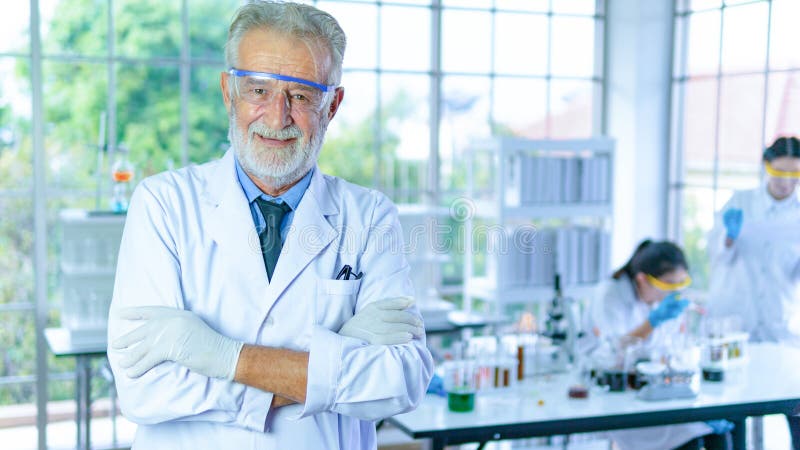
left=113, top=170, right=133, bottom=182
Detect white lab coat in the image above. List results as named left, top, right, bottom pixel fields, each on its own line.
left=583, top=275, right=712, bottom=450
left=107, top=149, right=434, bottom=449
left=707, top=184, right=800, bottom=345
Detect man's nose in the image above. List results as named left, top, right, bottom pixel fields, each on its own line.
left=260, top=92, right=292, bottom=129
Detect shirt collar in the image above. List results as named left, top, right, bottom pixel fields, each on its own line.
left=234, top=157, right=313, bottom=211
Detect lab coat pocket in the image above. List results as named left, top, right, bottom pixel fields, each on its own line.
left=315, top=278, right=361, bottom=331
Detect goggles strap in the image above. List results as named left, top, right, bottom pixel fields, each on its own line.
left=765, top=161, right=800, bottom=179
left=645, top=273, right=692, bottom=291
left=228, top=68, right=337, bottom=93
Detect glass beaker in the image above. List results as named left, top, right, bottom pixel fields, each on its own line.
left=701, top=339, right=728, bottom=382
left=442, top=360, right=478, bottom=412
left=622, top=336, right=647, bottom=390
left=568, top=352, right=594, bottom=398
left=586, top=337, right=614, bottom=389
left=493, top=356, right=518, bottom=389
left=601, top=335, right=642, bottom=392
left=502, top=332, right=537, bottom=379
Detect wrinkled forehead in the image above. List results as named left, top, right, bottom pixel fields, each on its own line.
left=238, top=27, right=333, bottom=84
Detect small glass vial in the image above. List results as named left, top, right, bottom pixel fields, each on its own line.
left=110, top=146, right=134, bottom=213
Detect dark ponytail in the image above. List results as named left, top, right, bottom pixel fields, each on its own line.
left=612, top=239, right=688, bottom=280
left=763, top=136, right=800, bottom=162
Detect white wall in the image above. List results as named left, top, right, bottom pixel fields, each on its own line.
left=605, top=0, right=675, bottom=267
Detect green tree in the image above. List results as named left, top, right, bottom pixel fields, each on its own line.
left=0, top=72, right=39, bottom=403
left=3, top=0, right=236, bottom=405
left=17, top=0, right=233, bottom=183
left=319, top=89, right=415, bottom=195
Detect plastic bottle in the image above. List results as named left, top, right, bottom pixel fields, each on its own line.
left=110, top=146, right=134, bottom=213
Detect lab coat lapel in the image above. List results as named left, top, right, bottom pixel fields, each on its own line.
left=266, top=167, right=338, bottom=302
left=202, top=150, right=270, bottom=302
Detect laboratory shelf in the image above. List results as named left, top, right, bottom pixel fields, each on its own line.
left=462, top=137, right=615, bottom=310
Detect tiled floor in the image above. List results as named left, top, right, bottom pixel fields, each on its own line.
left=0, top=413, right=791, bottom=449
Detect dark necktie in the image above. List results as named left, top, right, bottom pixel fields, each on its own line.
left=254, top=198, right=291, bottom=282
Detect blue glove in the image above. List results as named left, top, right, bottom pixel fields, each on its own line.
left=723, top=208, right=743, bottom=240
left=705, top=419, right=734, bottom=435
left=648, top=292, right=690, bottom=328
left=426, top=373, right=446, bottom=397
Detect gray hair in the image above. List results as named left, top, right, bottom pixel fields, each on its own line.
left=225, top=1, right=346, bottom=86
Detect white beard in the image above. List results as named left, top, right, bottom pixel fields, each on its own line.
left=229, top=108, right=328, bottom=189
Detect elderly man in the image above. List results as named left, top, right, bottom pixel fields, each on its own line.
left=107, top=1, right=433, bottom=448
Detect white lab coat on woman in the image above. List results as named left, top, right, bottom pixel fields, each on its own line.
left=583, top=275, right=712, bottom=450
left=107, top=149, right=434, bottom=449
left=707, top=184, right=800, bottom=345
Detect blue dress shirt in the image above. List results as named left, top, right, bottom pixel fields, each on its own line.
left=234, top=158, right=313, bottom=243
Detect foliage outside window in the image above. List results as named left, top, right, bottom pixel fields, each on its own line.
left=671, top=0, right=800, bottom=290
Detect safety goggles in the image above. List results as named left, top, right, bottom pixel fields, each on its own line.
left=646, top=273, right=692, bottom=292
left=228, top=68, right=337, bottom=113
left=765, top=161, right=800, bottom=179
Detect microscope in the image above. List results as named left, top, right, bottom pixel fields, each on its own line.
left=541, top=274, right=582, bottom=372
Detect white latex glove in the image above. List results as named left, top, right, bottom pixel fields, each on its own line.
left=338, top=296, right=424, bottom=345
left=111, top=306, right=243, bottom=380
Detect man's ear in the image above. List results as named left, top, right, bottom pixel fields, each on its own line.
left=220, top=71, right=232, bottom=114
left=327, top=87, right=344, bottom=120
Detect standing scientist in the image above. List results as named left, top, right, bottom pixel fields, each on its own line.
left=106, top=2, right=434, bottom=448
left=707, top=136, right=800, bottom=448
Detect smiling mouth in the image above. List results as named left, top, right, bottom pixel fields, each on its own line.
left=253, top=132, right=296, bottom=146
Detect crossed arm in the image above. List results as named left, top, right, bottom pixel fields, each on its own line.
left=111, top=296, right=423, bottom=407
left=235, top=346, right=308, bottom=407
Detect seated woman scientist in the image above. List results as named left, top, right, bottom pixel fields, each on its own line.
left=582, top=240, right=732, bottom=450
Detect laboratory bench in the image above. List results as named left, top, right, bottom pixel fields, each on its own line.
left=389, top=343, right=800, bottom=450
left=45, top=327, right=113, bottom=450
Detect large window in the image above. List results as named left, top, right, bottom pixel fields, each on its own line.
left=323, top=0, right=605, bottom=288
left=671, top=0, right=800, bottom=289
left=1, top=1, right=604, bottom=448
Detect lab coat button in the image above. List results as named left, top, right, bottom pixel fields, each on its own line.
left=265, top=316, right=275, bottom=326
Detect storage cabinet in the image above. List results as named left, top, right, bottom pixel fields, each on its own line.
left=462, top=137, right=615, bottom=310
left=59, top=210, right=125, bottom=342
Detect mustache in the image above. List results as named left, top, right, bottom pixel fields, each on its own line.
left=248, top=122, right=303, bottom=140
